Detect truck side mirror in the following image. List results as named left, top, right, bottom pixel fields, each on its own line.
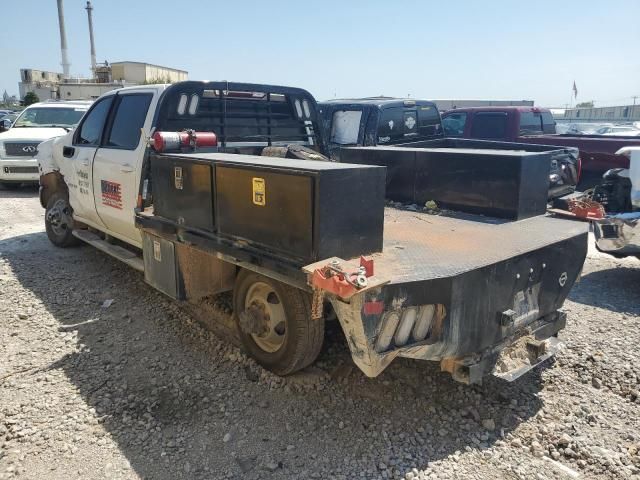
left=0, top=119, right=11, bottom=133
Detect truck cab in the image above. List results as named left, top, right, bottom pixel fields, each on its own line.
left=319, top=98, right=443, bottom=159
left=0, top=100, right=91, bottom=188
left=441, top=106, right=557, bottom=140
left=39, top=85, right=164, bottom=247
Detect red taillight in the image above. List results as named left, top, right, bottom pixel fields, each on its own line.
left=363, top=300, right=385, bottom=316
left=577, top=156, right=582, bottom=181
left=152, top=131, right=217, bottom=152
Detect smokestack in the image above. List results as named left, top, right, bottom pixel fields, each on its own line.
left=56, top=0, right=71, bottom=79
left=85, top=1, right=97, bottom=79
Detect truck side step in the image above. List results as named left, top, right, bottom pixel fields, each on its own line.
left=72, top=230, right=144, bottom=272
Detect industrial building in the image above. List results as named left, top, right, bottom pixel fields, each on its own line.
left=18, top=61, right=188, bottom=101
left=111, top=61, right=187, bottom=84
left=18, top=69, right=64, bottom=100
left=557, top=105, right=640, bottom=123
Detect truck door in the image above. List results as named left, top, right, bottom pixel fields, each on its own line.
left=92, top=92, right=154, bottom=246
left=65, top=95, right=114, bottom=227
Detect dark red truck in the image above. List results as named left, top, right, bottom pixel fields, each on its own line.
left=441, top=106, right=640, bottom=182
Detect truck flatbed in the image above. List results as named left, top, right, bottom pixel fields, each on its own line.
left=373, top=208, right=588, bottom=284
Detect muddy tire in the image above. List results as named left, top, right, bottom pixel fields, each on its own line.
left=233, top=269, right=324, bottom=376
left=45, top=192, right=80, bottom=248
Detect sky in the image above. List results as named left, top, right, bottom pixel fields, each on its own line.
left=1, top=0, right=639, bottom=107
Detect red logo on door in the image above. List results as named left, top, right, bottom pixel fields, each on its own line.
left=101, top=180, right=123, bottom=209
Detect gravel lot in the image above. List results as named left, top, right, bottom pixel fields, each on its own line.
left=1, top=186, right=639, bottom=480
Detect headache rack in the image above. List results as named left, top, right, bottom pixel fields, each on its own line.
left=153, top=81, right=326, bottom=153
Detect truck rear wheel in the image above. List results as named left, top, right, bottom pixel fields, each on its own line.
left=233, top=269, right=324, bottom=375
left=45, top=192, right=80, bottom=248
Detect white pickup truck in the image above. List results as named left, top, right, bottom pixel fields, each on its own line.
left=38, top=81, right=588, bottom=382
left=0, top=100, right=91, bottom=188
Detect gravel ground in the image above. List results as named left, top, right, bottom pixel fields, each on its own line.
left=1, top=186, right=639, bottom=480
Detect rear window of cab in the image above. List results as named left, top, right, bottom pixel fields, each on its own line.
left=377, top=105, right=441, bottom=143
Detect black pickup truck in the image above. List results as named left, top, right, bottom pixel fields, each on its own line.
left=319, top=98, right=579, bottom=199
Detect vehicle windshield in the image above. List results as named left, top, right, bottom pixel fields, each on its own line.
left=13, top=107, right=86, bottom=128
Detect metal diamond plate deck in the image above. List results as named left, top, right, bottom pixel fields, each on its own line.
left=367, top=209, right=588, bottom=284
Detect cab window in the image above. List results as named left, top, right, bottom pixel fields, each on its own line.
left=74, top=96, right=114, bottom=146
left=541, top=112, right=556, bottom=134
left=330, top=110, right=362, bottom=145
left=470, top=112, right=508, bottom=139
left=417, top=105, right=441, bottom=137
left=442, top=112, right=467, bottom=136
left=104, top=94, right=153, bottom=149
left=519, top=111, right=543, bottom=134
left=377, top=108, right=404, bottom=143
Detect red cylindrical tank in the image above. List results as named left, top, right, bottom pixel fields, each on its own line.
left=152, top=131, right=217, bottom=152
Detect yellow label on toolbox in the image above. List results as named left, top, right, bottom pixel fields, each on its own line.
left=252, top=177, right=266, bottom=206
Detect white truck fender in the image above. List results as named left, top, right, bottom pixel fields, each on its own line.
left=38, top=132, right=73, bottom=176
left=37, top=137, right=58, bottom=175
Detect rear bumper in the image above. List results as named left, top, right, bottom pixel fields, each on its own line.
left=593, top=213, right=640, bottom=256
left=332, top=291, right=568, bottom=383
left=0, top=159, right=39, bottom=182
left=445, top=311, right=566, bottom=384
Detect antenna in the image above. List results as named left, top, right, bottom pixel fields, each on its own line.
left=85, top=1, right=97, bottom=79
left=56, top=0, right=71, bottom=78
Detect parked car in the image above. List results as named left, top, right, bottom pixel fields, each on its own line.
left=441, top=107, right=640, bottom=178
left=0, top=112, right=19, bottom=128
left=0, top=100, right=91, bottom=188
left=556, top=122, right=601, bottom=135
left=320, top=98, right=578, bottom=199
left=594, top=125, right=640, bottom=135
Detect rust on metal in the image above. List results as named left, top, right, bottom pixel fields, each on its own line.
left=174, top=243, right=235, bottom=301
left=311, top=287, right=324, bottom=320
left=38, top=171, right=68, bottom=209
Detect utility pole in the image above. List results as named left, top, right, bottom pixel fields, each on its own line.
left=633, top=96, right=638, bottom=106
left=85, top=1, right=97, bottom=79
left=56, top=0, right=71, bottom=79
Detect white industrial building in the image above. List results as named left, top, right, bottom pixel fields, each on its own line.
left=557, top=105, right=640, bottom=123
left=110, top=61, right=188, bottom=84
left=18, top=61, right=188, bottom=101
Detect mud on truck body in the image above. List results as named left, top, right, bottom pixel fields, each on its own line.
left=38, top=81, right=588, bottom=383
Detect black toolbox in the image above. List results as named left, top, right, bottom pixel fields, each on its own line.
left=341, top=146, right=551, bottom=220
left=150, top=152, right=386, bottom=264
